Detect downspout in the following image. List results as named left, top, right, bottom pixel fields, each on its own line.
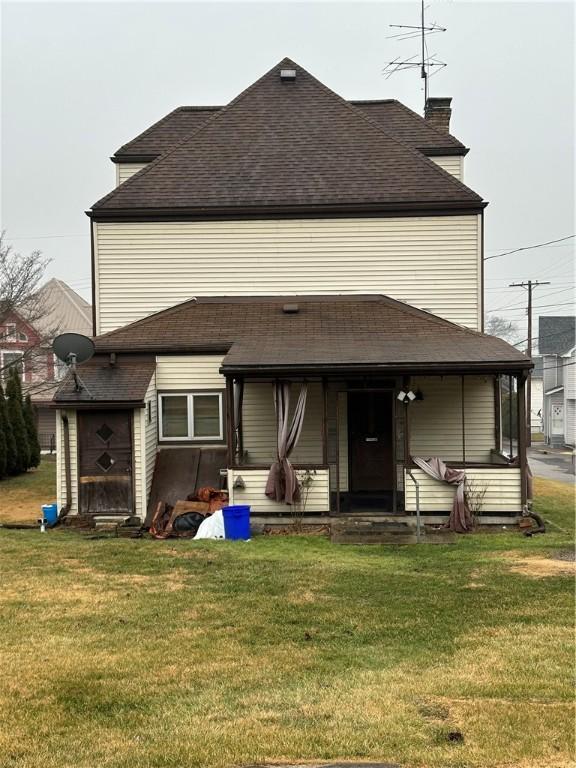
left=59, top=413, right=72, bottom=520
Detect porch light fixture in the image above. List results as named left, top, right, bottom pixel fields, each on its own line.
left=397, top=390, right=417, bottom=403
left=233, top=475, right=246, bottom=490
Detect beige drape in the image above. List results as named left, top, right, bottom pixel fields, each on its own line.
left=265, top=381, right=308, bottom=504
left=413, top=456, right=474, bottom=533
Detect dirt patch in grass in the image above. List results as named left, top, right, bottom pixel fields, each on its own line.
left=497, top=550, right=576, bottom=578
left=0, top=458, right=57, bottom=524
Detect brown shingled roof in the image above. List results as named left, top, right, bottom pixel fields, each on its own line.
left=92, top=295, right=529, bottom=374
left=113, top=99, right=465, bottom=162
left=54, top=357, right=155, bottom=405
left=92, top=57, right=483, bottom=217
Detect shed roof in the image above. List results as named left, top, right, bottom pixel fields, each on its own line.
left=92, top=58, right=482, bottom=218
left=92, top=295, right=529, bottom=374
left=53, top=357, right=154, bottom=406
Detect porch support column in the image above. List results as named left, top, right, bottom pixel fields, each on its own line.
left=494, top=375, right=501, bottom=453
left=461, top=375, right=466, bottom=466
left=225, top=376, right=235, bottom=468
left=403, top=375, right=411, bottom=465
left=517, top=372, right=528, bottom=507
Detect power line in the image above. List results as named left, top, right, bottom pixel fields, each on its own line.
left=503, top=300, right=575, bottom=313
left=483, top=234, right=575, bottom=261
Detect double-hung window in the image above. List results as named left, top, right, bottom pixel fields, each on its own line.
left=1, top=351, right=24, bottom=381
left=159, top=392, right=223, bottom=441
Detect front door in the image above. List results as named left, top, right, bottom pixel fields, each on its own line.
left=551, top=403, right=564, bottom=436
left=348, top=392, right=394, bottom=492
left=78, top=410, right=134, bottom=515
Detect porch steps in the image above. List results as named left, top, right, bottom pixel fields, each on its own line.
left=330, top=519, right=456, bottom=544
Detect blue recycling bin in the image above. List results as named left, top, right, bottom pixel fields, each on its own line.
left=42, top=503, right=58, bottom=527
left=222, top=505, right=251, bottom=540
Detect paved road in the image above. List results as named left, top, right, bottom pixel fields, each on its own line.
left=528, top=445, right=575, bottom=484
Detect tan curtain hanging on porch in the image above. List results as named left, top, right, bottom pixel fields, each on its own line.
left=265, top=381, right=308, bottom=505
left=412, top=456, right=474, bottom=533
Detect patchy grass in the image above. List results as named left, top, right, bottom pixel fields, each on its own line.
left=0, top=457, right=56, bottom=524
left=0, top=478, right=573, bottom=768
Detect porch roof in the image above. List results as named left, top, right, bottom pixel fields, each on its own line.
left=221, top=334, right=529, bottom=375
left=53, top=357, right=155, bottom=407
left=93, top=294, right=530, bottom=374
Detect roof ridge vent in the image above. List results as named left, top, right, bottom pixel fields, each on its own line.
left=280, top=68, right=296, bottom=81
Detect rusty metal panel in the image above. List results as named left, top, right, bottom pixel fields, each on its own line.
left=145, top=448, right=201, bottom=526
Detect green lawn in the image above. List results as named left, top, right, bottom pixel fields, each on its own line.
left=0, top=480, right=573, bottom=768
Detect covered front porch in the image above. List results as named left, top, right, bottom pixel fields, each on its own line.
left=222, top=367, right=530, bottom=527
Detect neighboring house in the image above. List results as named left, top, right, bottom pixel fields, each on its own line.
left=1, top=279, right=92, bottom=451
left=539, top=316, right=576, bottom=447
left=54, top=58, right=531, bottom=526
left=531, top=356, right=544, bottom=434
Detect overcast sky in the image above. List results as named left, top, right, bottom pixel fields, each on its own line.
left=1, top=0, right=574, bottom=343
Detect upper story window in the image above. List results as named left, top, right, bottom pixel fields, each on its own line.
left=1, top=351, right=24, bottom=381
left=1, top=324, right=27, bottom=343
left=159, top=392, right=223, bottom=441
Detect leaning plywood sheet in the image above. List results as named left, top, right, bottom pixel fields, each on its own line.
left=196, top=447, right=228, bottom=491
left=145, top=448, right=200, bottom=526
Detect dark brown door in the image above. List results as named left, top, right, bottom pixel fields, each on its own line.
left=78, top=410, right=133, bottom=515
left=348, top=392, right=394, bottom=492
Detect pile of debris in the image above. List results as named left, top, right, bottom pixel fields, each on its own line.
left=149, top=486, right=229, bottom=539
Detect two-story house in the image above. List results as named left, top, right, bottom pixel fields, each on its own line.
left=1, top=278, right=92, bottom=450
left=539, top=315, right=576, bottom=447
left=53, top=58, right=530, bottom=528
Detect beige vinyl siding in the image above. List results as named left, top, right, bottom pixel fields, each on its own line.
left=133, top=407, right=144, bottom=519
left=94, top=215, right=482, bottom=334
left=565, top=399, right=575, bottom=446
left=56, top=409, right=78, bottom=514
left=156, top=355, right=225, bottom=390
left=227, top=468, right=330, bottom=513
left=429, top=155, right=463, bottom=180
left=116, top=163, right=149, bottom=186
left=242, top=382, right=323, bottom=465
left=145, top=373, right=158, bottom=499
left=409, top=376, right=496, bottom=463
left=405, top=467, right=522, bottom=513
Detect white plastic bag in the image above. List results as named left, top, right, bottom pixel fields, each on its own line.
left=193, top=509, right=225, bottom=540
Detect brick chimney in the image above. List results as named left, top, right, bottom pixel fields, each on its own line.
left=425, top=97, right=452, bottom=134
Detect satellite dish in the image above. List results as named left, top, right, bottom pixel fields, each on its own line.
left=53, top=333, right=95, bottom=365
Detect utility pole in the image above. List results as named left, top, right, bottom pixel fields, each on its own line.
left=509, top=280, right=551, bottom=446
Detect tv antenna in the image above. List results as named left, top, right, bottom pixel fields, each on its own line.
left=53, top=333, right=95, bottom=396
left=382, top=0, right=447, bottom=106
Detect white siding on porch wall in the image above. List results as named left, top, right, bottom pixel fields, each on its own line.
left=409, top=375, right=496, bottom=463
left=242, top=381, right=323, bottom=465
left=93, top=215, right=482, bottom=334
left=405, top=467, right=522, bottom=513
left=56, top=409, right=78, bottom=514
left=228, top=468, right=330, bottom=513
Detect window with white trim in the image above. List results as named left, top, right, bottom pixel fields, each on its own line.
left=158, top=392, right=223, bottom=441
left=1, top=351, right=24, bottom=381
left=1, top=324, right=27, bottom=343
